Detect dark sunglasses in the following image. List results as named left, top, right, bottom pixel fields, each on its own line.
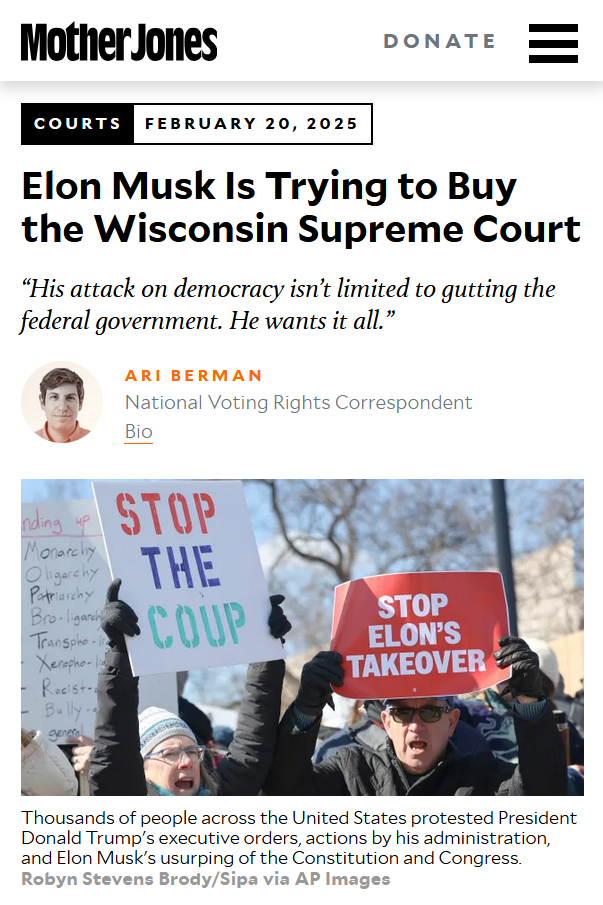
left=387, top=705, right=451, bottom=724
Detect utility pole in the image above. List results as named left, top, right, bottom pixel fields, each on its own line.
left=491, top=479, right=518, bottom=635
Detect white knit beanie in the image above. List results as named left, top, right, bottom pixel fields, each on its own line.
left=139, top=707, right=197, bottom=757
left=523, top=637, right=560, bottom=689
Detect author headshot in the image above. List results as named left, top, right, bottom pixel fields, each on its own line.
left=35, top=367, right=90, bottom=443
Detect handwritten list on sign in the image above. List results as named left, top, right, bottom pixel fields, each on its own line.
left=21, top=498, right=179, bottom=743
left=21, top=500, right=109, bottom=743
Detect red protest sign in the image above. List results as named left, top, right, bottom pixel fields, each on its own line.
left=330, top=572, right=510, bottom=699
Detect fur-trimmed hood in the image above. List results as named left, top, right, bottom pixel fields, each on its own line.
left=21, top=731, right=78, bottom=796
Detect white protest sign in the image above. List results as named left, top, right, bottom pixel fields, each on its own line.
left=92, top=481, right=283, bottom=676
left=21, top=499, right=177, bottom=742
left=21, top=500, right=107, bottom=743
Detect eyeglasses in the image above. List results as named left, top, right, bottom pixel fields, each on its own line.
left=387, top=705, right=451, bottom=724
left=144, top=745, right=205, bottom=765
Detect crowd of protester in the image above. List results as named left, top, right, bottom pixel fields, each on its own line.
left=22, top=582, right=584, bottom=797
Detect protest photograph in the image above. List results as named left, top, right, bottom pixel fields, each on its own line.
left=21, top=478, right=584, bottom=798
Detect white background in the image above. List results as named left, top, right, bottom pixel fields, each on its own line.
left=5, top=1, right=602, bottom=81
left=4, top=42, right=597, bottom=905
left=7, top=79, right=599, bottom=470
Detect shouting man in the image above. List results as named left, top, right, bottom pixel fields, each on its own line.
left=263, top=637, right=567, bottom=796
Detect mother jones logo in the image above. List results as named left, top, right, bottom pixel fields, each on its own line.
left=20, top=23, right=218, bottom=62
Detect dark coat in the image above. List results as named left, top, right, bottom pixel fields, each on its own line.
left=264, top=701, right=567, bottom=796
left=89, top=649, right=284, bottom=796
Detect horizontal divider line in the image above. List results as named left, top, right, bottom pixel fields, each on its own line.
left=529, top=54, right=579, bottom=63
left=529, top=39, right=578, bottom=48
left=529, top=23, right=578, bottom=32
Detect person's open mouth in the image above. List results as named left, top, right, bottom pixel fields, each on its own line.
left=174, top=778, right=195, bottom=791
left=409, top=741, right=427, bottom=752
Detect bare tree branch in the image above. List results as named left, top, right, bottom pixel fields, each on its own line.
left=263, top=479, right=349, bottom=581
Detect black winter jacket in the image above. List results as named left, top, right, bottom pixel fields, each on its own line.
left=89, top=649, right=284, bottom=796
left=263, top=701, right=566, bottom=796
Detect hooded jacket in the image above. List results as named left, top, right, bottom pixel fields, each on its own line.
left=21, top=731, right=78, bottom=796
left=89, top=649, right=284, bottom=796
left=263, top=700, right=567, bottom=796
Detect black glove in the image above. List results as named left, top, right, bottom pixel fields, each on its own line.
left=295, top=651, right=345, bottom=717
left=268, top=594, right=291, bottom=642
left=494, top=636, right=541, bottom=699
left=101, top=578, right=141, bottom=653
